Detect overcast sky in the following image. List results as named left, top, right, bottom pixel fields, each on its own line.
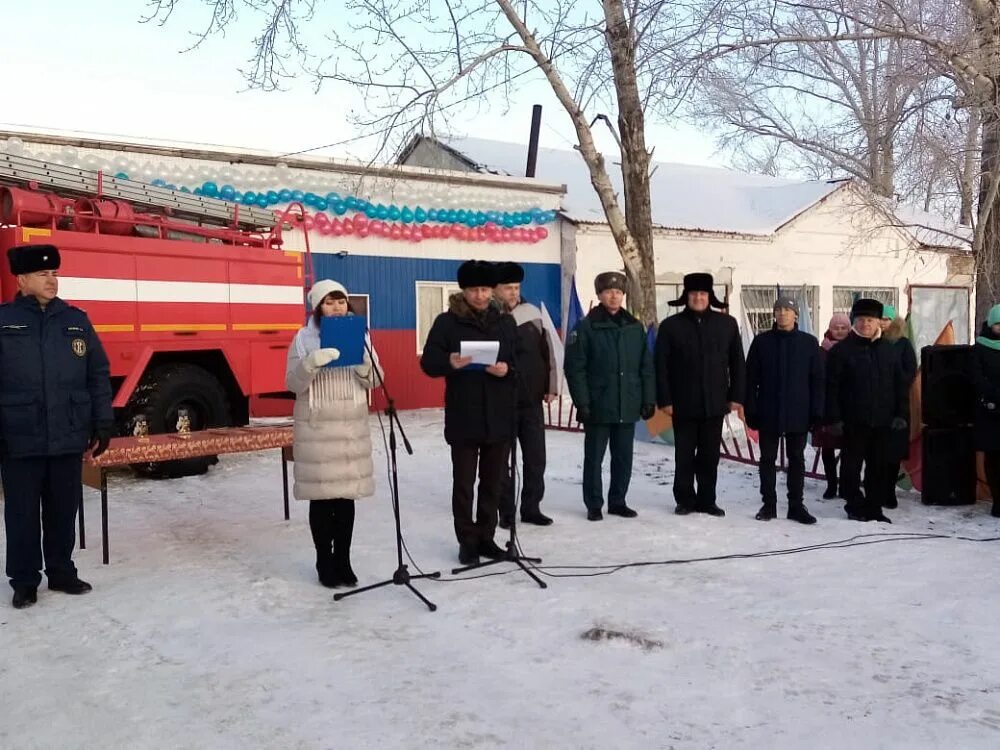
left=4, top=1, right=721, bottom=168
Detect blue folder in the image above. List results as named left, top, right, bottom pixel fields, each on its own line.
left=320, top=315, right=366, bottom=367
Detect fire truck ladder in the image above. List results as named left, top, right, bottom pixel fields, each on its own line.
left=0, top=152, right=278, bottom=232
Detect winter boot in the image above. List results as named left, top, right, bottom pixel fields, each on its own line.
left=521, top=510, right=553, bottom=526
left=458, top=543, right=480, bottom=566
left=48, top=577, right=92, bottom=595
left=844, top=502, right=869, bottom=522
left=587, top=509, right=604, bottom=521
left=498, top=514, right=514, bottom=530
left=755, top=503, right=777, bottom=521
left=479, top=538, right=508, bottom=560
left=12, top=586, right=37, bottom=609
left=309, top=500, right=340, bottom=588
left=787, top=504, right=817, bottom=525
left=607, top=505, right=638, bottom=518
left=700, top=503, right=726, bottom=517
left=822, top=480, right=838, bottom=500
left=331, top=499, right=358, bottom=587
left=992, top=503, right=1000, bottom=519
left=674, top=504, right=694, bottom=516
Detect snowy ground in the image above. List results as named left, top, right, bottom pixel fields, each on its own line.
left=3, top=409, right=1000, bottom=750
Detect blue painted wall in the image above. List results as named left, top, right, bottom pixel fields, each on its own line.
left=312, top=254, right=562, bottom=329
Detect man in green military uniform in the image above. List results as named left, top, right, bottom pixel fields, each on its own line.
left=564, top=272, right=655, bottom=521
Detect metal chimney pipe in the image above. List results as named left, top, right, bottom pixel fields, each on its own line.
left=525, top=105, right=542, bottom=178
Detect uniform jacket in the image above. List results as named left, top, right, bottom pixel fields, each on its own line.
left=420, top=295, right=517, bottom=445
left=971, top=324, right=1000, bottom=452
left=655, top=308, right=746, bottom=419
left=745, top=325, right=824, bottom=435
left=285, top=316, right=380, bottom=501
left=563, top=305, right=655, bottom=424
left=825, top=330, right=907, bottom=428
left=509, top=301, right=558, bottom=407
left=0, top=295, right=113, bottom=458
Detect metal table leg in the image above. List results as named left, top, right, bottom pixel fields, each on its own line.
left=79, top=485, right=86, bottom=550
left=101, top=469, right=109, bottom=565
left=281, top=449, right=290, bottom=521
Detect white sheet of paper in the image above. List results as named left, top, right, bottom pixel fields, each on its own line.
left=460, top=340, right=499, bottom=366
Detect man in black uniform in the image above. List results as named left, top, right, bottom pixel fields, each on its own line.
left=493, top=262, right=558, bottom=528
left=1, top=244, right=114, bottom=609
left=655, top=273, right=745, bottom=517
left=420, top=260, right=518, bottom=565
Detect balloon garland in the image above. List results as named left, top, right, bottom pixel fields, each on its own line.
left=286, top=212, right=551, bottom=244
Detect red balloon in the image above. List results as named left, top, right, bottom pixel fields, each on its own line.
left=421, top=224, right=432, bottom=238
left=512, top=228, right=525, bottom=242
left=476, top=227, right=487, bottom=242
left=342, top=217, right=354, bottom=234
left=315, top=222, right=330, bottom=236
left=303, top=217, right=314, bottom=232
left=373, top=220, right=386, bottom=236
left=356, top=225, right=370, bottom=238
left=537, top=227, right=549, bottom=240
left=500, top=228, right=512, bottom=242
left=411, top=229, right=422, bottom=243
left=352, top=214, right=368, bottom=230
left=454, top=226, right=468, bottom=241
left=331, top=219, right=344, bottom=236
left=389, top=224, right=402, bottom=240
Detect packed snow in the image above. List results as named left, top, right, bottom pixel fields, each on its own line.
left=3, top=410, right=1000, bottom=749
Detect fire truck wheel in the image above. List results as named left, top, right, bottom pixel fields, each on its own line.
left=127, top=363, right=233, bottom=478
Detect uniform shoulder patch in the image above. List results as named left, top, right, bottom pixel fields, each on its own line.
left=71, top=338, right=87, bottom=357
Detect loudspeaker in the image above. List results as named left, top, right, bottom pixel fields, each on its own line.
left=921, top=345, right=975, bottom=428
left=921, top=426, right=976, bottom=505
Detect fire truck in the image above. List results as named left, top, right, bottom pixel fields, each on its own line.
left=0, top=152, right=307, bottom=476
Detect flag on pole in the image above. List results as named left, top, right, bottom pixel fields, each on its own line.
left=566, top=275, right=585, bottom=338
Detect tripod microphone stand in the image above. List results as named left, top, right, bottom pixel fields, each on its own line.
left=335, top=336, right=441, bottom=611
left=451, top=347, right=547, bottom=589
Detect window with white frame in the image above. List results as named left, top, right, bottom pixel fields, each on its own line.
left=655, top=283, right=730, bottom=322
left=832, top=287, right=899, bottom=316
left=416, top=281, right=461, bottom=353
left=740, top=285, right=819, bottom=335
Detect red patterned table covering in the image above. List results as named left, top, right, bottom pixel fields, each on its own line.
left=87, top=426, right=294, bottom=468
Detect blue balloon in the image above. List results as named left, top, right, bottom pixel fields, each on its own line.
left=414, top=207, right=427, bottom=223
left=475, top=211, right=486, bottom=226
left=427, top=209, right=438, bottom=222
left=344, top=196, right=358, bottom=210
left=401, top=207, right=414, bottom=224
left=315, top=198, right=328, bottom=211
left=220, top=185, right=236, bottom=201
left=255, top=195, right=269, bottom=208
left=152, top=178, right=167, bottom=187
left=325, top=192, right=341, bottom=204
left=165, top=184, right=177, bottom=191
left=291, top=190, right=305, bottom=202
left=486, top=211, right=499, bottom=223
left=233, top=192, right=243, bottom=202
left=376, top=204, right=390, bottom=220
left=201, top=182, right=219, bottom=198
left=243, top=191, right=257, bottom=204
left=193, top=187, right=203, bottom=196
left=456, top=210, right=468, bottom=224
left=444, top=210, right=456, bottom=223
left=332, top=200, right=347, bottom=215
left=114, top=172, right=129, bottom=180
left=504, top=216, right=516, bottom=229
left=180, top=186, right=191, bottom=193
left=388, top=205, right=401, bottom=221
left=266, top=191, right=279, bottom=204
left=365, top=205, right=378, bottom=219
left=357, top=199, right=371, bottom=213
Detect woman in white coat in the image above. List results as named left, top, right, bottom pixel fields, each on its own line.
left=286, top=279, right=380, bottom=587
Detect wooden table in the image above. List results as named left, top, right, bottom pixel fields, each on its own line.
left=82, top=426, right=294, bottom=564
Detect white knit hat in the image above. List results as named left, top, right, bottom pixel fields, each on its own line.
left=308, top=279, right=349, bottom=310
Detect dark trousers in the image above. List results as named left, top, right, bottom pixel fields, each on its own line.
left=840, top=425, right=889, bottom=516
left=822, top=447, right=839, bottom=488
left=309, top=498, right=355, bottom=559
left=758, top=432, right=807, bottom=508
left=3, top=454, right=82, bottom=590
left=499, top=403, right=546, bottom=519
left=985, top=451, right=1000, bottom=511
left=673, top=417, right=725, bottom=510
left=451, top=442, right=508, bottom=546
left=582, top=422, right=635, bottom=511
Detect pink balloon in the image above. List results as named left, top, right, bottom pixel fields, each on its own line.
left=537, top=227, right=549, bottom=240
left=342, top=217, right=354, bottom=234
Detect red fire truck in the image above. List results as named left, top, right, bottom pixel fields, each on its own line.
left=0, top=153, right=307, bottom=475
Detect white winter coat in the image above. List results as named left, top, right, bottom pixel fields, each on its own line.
left=285, top=317, right=381, bottom=501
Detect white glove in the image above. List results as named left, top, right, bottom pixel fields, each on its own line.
left=304, top=347, right=340, bottom=372
left=354, top=351, right=373, bottom=380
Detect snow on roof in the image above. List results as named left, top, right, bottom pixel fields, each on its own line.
left=433, top=136, right=844, bottom=235
left=888, top=201, right=971, bottom=250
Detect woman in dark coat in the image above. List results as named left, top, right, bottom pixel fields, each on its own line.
left=880, top=306, right=918, bottom=508
left=812, top=313, right=850, bottom=498
left=971, top=304, right=1000, bottom=517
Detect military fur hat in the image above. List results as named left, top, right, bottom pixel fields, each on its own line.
left=457, top=260, right=497, bottom=289
left=7, top=244, right=61, bottom=275
left=667, top=273, right=726, bottom=309
left=850, top=298, right=884, bottom=321
left=494, top=262, right=525, bottom=285
left=594, top=271, right=627, bottom=295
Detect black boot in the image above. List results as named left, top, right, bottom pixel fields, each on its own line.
left=12, top=586, right=37, bottom=609
left=332, top=499, right=358, bottom=587
left=48, top=577, right=92, bottom=595
left=587, top=509, right=604, bottom=521
left=458, top=543, right=480, bottom=565
left=992, top=503, right=1000, bottom=519
left=521, top=509, right=553, bottom=526
left=498, top=514, right=513, bottom=530
left=700, top=504, right=726, bottom=517
left=755, top=502, right=777, bottom=521
left=607, top=505, right=638, bottom=518
left=479, top=538, right=508, bottom=560
left=674, top=504, right=693, bottom=516
left=787, top=504, right=817, bottom=525
left=310, top=500, right=341, bottom=588
left=822, top=481, right=838, bottom=500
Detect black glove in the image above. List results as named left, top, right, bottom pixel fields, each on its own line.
left=576, top=406, right=591, bottom=424
left=827, top=421, right=844, bottom=437
left=89, top=425, right=113, bottom=458
left=640, top=403, right=655, bottom=420
left=891, top=417, right=908, bottom=431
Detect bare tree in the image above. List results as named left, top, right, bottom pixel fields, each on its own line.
left=143, top=0, right=696, bottom=326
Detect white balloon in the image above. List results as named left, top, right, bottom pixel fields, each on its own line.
left=7, top=137, right=24, bottom=155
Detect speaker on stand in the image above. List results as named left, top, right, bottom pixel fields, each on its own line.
left=920, top=345, right=976, bottom=505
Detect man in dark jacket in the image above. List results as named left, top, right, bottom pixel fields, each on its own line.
left=493, top=262, right=558, bottom=528
left=420, top=260, right=517, bottom=565
left=972, top=303, right=1000, bottom=517
left=655, top=273, right=745, bottom=516
left=2, top=244, right=114, bottom=609
left=564, top=271, right=655, bottom=521
left=745, top=296, right=823, bottom=524
left=825, top=298, right=907, bottom=523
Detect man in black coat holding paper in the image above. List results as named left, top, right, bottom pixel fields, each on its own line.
left=655, top=273, right=745, bottom=516
left=420, top=260, right=518, bottom=565
left=745, top=296, right=823, bottom=524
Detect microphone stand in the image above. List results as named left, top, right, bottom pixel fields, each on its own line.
left=335, top=334, right=441, bottom=611
left=451, top=312, right=547, bottom=589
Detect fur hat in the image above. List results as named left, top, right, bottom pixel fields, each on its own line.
left=494, top=261, right=525, bottom=285
left=850, top=298, right=884, bottom=321
left=667, top=273, right=726, bottom=309
left=308, top=279, right=349, bottom=310
left=594, top=271, right=627, bottom=295
left=774, top=295, right=799, bottom=315
left=457, top=260, right=496, bottom=289
left=7, top=244, right=61, bottom=275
